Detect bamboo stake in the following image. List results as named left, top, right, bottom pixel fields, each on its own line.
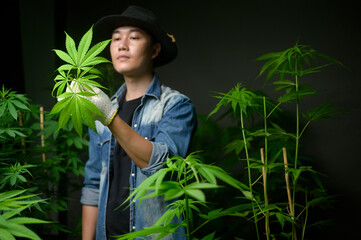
left=282, top=147, right=297, bottom=240
left=260, top=148, right=270, bottom=237
left=40, top=107, right=46, bottom=164
left=18, top=112, right=26, bottom=154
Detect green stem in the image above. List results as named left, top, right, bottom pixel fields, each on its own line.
left=301, top=192, right=308, bottom=240
left=191, top=220, right=209, bottom=235
left=292, top=57, right=300, bottom=240
left=184, top=168, right=191, bottom=240
left=262, top=97, right=270, bottom=240
left=299, top=121, right=310, bottom=139
left=267, top=102, right=282, bottom=119
left=240, top=110, right=260, bottom=240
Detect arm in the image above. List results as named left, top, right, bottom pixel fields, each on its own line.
left=108, top=115, right=153, bottom=169
left=82, top=205, right=98, bottom=240
left=80, top=128, right=102, bottom=239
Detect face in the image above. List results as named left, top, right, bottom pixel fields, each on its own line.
left=110, top=26, right=161, bottom=77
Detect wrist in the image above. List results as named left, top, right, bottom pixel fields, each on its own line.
left=104, top=109, right=118, bottom=126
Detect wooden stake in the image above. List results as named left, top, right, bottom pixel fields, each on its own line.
left=260, top=148, right=270, bottom=236
left=40, top=107, right=46, bottom=163
left=18, top=112, right=26, bottom=154
left=282, top=147, right=297, bottom=240
left=282, top=147, right=293, bottom=216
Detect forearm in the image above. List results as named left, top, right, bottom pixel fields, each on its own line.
left=82, top=205, right=98, bottom=240
left=108, top=115, right=153, bottom=169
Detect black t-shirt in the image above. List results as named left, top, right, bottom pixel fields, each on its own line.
left=106, top=96, right=141, bottom=239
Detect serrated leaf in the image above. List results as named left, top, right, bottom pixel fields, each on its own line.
left=0, top=228, right=15, bottom=240
left=303, top=102, right=337, bottom=121
left=7, top=102, right=17, bottom=120
left=49, top=97, right=71, bottom=115
left=11, top=100, right=29, bottom=110
left=77, top=26, right=93, bottom=64
left=4, top=222, right=41, bottom=240
left=7, top=217, right=49, bottom=225
left=81, top=40, right=112, bottom=66
left=57, top=99, right=72, bottom=130
left=53, top=49, right=75, bottom=65
left=184, top=189, right=205, bottom=202
left=57, top=64, right=74, bottom=72
left=71, top=97, right=83, bottom=136
left=65, top=32, right=78, bottom=65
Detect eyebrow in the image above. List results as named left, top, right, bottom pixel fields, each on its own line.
left=112, top=28, right=144, bottom=35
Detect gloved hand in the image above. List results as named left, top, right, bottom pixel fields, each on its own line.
left=60, top=81, right=118, bottom=126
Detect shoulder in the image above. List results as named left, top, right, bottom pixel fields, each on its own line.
left=159, top=84, right=193, bottom=112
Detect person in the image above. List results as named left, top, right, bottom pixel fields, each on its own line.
left=79, top=5, right=197, bottom=240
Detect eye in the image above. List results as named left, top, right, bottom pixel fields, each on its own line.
left=130, top=36, right=140, bottom=40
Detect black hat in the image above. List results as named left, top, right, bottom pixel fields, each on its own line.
left=94, top=5, right=177, bottom=67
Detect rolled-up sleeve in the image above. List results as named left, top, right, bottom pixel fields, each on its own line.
left=80, top=129, right=102, bottom=206
left=141, top=96, right=197, bottom=175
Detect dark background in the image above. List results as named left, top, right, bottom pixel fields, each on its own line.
left=3, top=0, right=361, bottom=239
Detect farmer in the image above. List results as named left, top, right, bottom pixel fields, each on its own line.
left=79, top=5, right=197, bottom=240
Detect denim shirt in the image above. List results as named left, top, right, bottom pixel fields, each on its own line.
left=80, top=75, right=197, bottom=240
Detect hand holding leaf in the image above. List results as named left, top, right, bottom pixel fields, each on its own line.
left=50, top=26, right=112, bottom=136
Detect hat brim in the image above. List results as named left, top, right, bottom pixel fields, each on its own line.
left=94, top=15, right=177, bottom=67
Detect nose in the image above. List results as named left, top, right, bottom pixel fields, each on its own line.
left=118, top=38, right=128, bottom=51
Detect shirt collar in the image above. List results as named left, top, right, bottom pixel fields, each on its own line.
left=111, top=74, right=161, bottom=104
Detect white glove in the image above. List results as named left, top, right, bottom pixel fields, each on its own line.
left=60, top=81, right=118, bottom=126
left=82, top=85, right=118, bottom=126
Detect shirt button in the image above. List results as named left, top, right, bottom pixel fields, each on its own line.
left=133, top=123, right=137, bottom=128
left=132, top=226, right=136, bottom=230
left=144, top=137, right=148, bottom=140
left=131, top=173, right=135, bottom=177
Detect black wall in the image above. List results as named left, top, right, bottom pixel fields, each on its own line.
left=4, top=0, right=361, bottom=239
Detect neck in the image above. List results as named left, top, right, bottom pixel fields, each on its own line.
left=124, top=72, right=154, bottom=101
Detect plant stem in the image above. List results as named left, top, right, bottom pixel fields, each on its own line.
left=301, top=192, right=308, bottom=240
left=292, top=57, right=300, bottom=240
left=240, top=110, right=260, bottom=240
left=261, top=96, right=270, bottom=239
left=260, top=148, right=270, bottom=239
left=183, top=167, right=191, bottom=240
left=282, top=148, right=294, bottom=217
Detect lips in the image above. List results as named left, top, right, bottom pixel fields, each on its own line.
left=117, top=55, right=130, bottom=61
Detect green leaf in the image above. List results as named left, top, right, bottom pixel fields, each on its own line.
left=81, top=40, right=112, bottom=66
left=278, top=89, right=317, bottom=103
left=53, top=49, right=75, bottom=65
left=3, top=222, right=41, bottom=240
left=7, top=217, right=49, bottom=225
left=57, top=98, right=72, bottom=130
left=303, top=102, right=338, bottom=121
left=7, top=102, right=17, bottom=120
left=0, top=228, right=16, bottom=240
left=0, top=190, right=27, bottom=202
left=49, top=97, right=71, bottom=115
left=11, top=100, right=29, bottom=111
left=77, top=26, right=93, bottom=64
left=202, top=165, right=248, bottom=191
left=71, top=97, right=83, bottom=136
left=183, top=189, right=205, bottom=202
left=276, top=212, right=285, bottom=230
left=65, top=32, right=78, bottom=65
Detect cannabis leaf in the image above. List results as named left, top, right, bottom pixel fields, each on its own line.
left=0, top=85, right=30, bottom=121
left=0, top=190, right=50, bottom=240
left=50, top=26, right=112, bottom=136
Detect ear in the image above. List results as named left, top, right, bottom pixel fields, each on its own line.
left=151, top=43, right=161, bottom=59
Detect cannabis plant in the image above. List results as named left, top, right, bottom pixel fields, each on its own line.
left=207, top=42, right=342, bottom=240
left=0, top=190, right=49, bottom=240
left=115, top=153, right=251, bottom=240
left=0, top=86, right=50, bottom=240
left=50, top=26, right=111, bottom=136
